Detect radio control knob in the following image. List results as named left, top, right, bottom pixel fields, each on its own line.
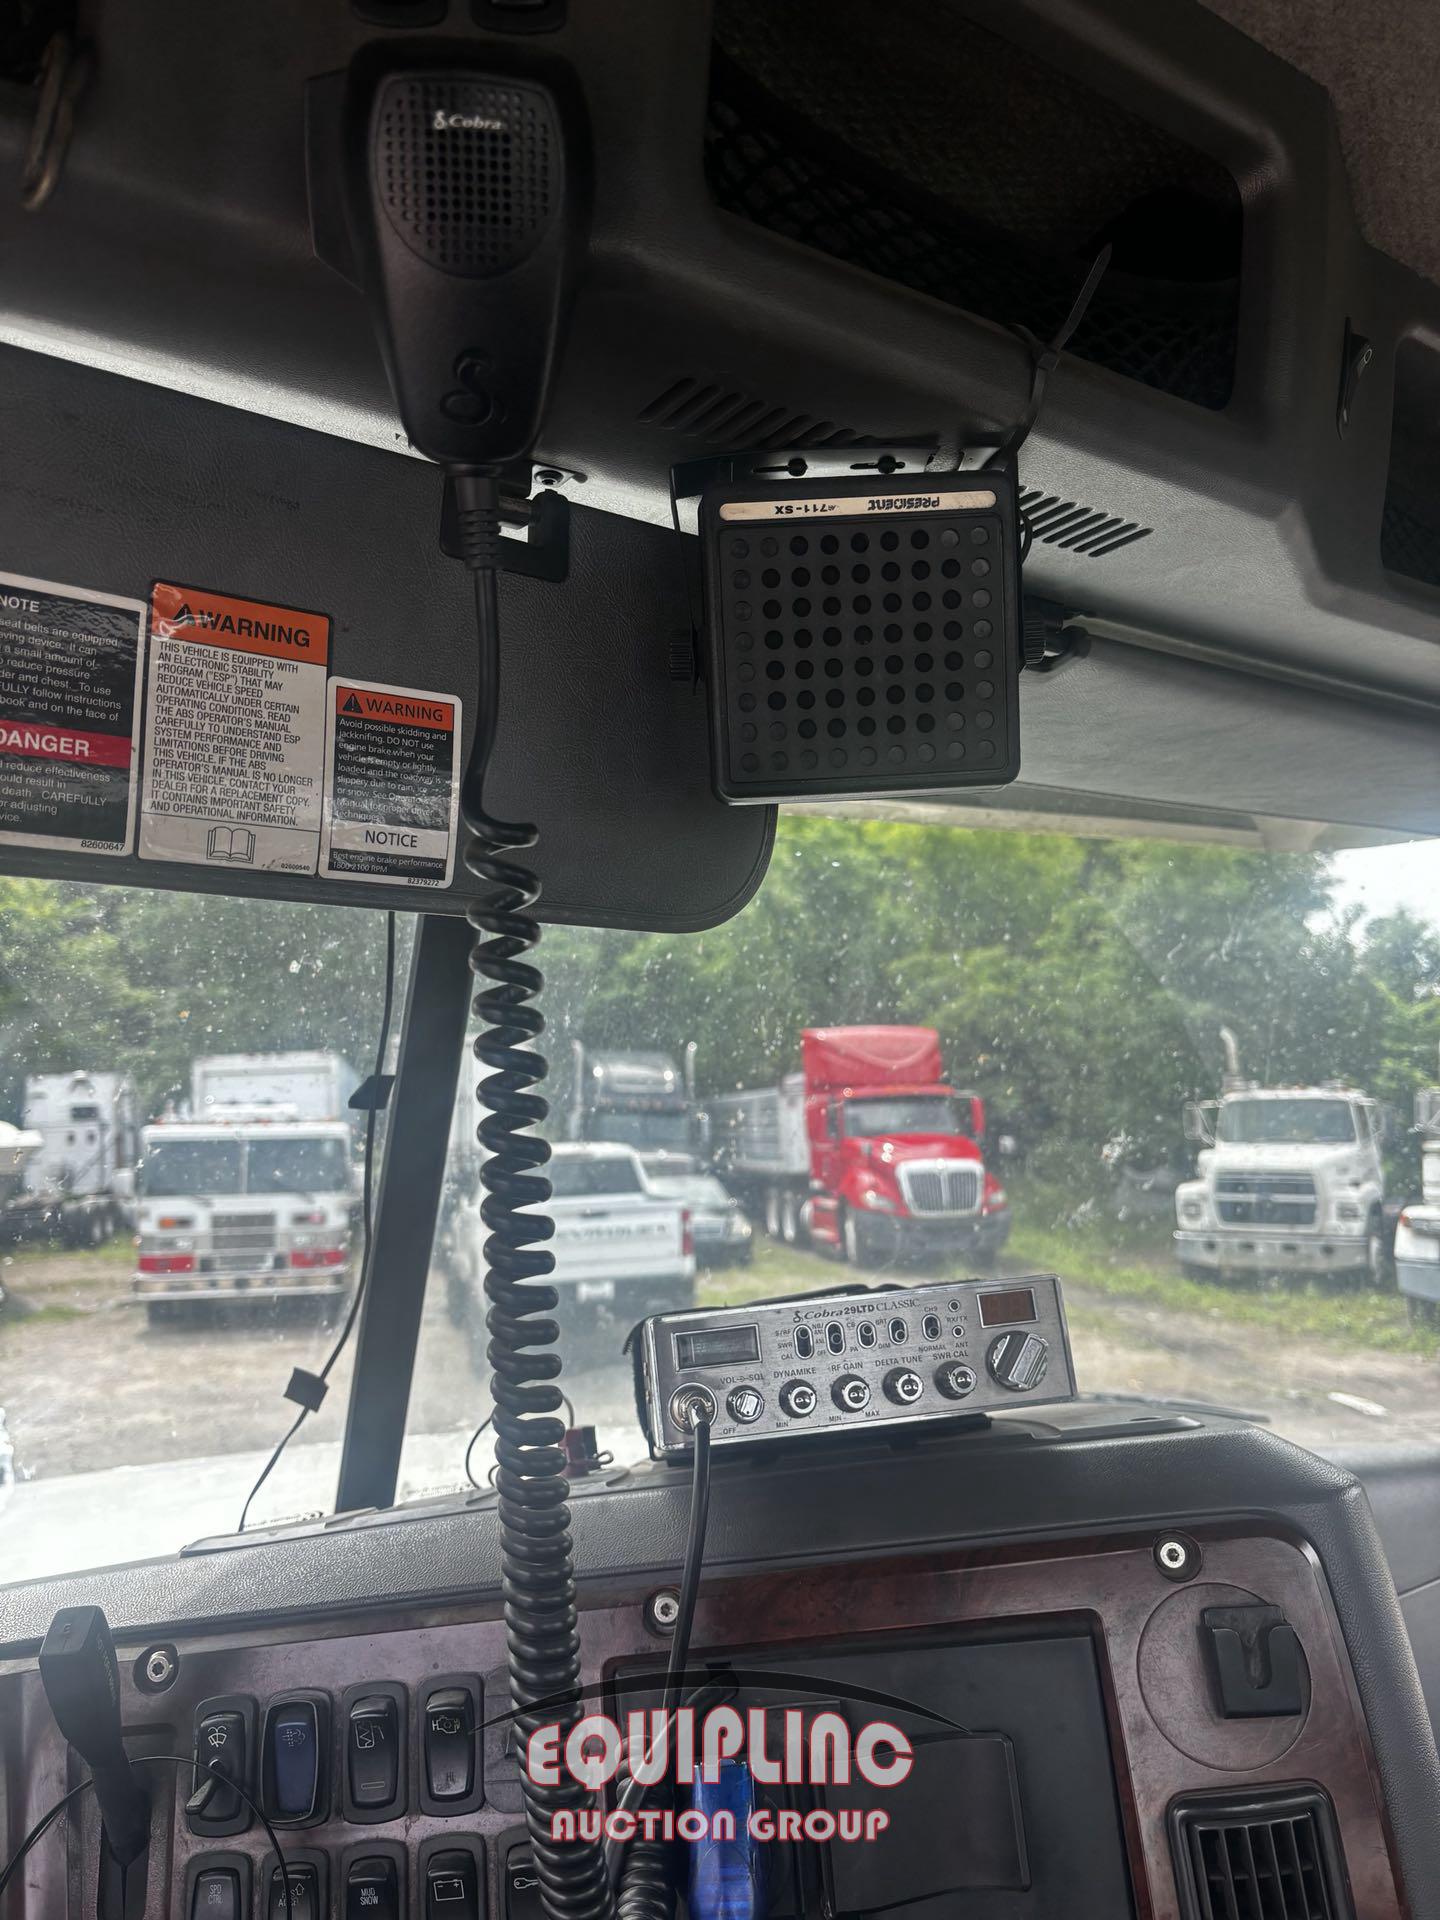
left=883, top=1368, right=924, bottom=1406
left=726, top=1385, right=765, bottom=1424
left=986, top=1330, right=1050, bottom=1393
left=832, top=1374, right=871, bottom=1413
left=935, top=1361, right=978, bottom=1400
left=779, top=1380, right=818, bottom=1419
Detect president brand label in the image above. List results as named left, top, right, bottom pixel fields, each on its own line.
left=0, top=570, right=146, bottom=856
left=320, top=677, right=462, bottom=889
left=139, top=579, right=331, bottom=875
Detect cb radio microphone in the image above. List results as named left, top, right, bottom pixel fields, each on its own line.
left=337, top=59, right=585, bottom=471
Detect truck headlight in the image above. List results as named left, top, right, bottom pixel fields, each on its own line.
left=859, top=1191, right=897, bottom=1212
left=1180, top=1200, right=1205, bottom=1224
left=1335, top=1201, right=1361, bottom=1222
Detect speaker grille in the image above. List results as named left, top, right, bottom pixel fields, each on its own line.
left=375, top=76, right=557, bottom=276
left=703, top=487, right=1020, bottom=801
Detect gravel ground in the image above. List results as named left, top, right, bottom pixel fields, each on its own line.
left=3, top=1235, right=1439, bottom=1499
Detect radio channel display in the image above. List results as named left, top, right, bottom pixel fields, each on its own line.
left=674, top=1325, right=762, bottom=1370
left=977, top=1287, right=1038, bottom=1328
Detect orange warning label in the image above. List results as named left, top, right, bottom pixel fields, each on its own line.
left=335, top=687, right=454, bottom=730
left=150, top=581, right=330, bottom=665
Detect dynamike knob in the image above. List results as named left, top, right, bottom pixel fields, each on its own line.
left=832, top=1374, right=871, bottom=1413
left=882, top=1368, right=924, bottom=1406
left=779, top=1380, right=818, bottom=1419
left=986, top=1330, right=1050, bottom=1392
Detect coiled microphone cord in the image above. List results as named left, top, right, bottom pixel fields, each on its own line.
left=453, top=471, right=613, bottom=1920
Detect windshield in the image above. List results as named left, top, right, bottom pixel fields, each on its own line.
left=1217, top=1099, right=1358, bottom=1145
left=6, top=823, right=1440, bottom=1590
left=547, top=1155, right=644, bottom=1197
left=141, top=1139, right=243, bottom=1196
left=842, top=1096, right=961, bottom=1138
left=246, top=1136, right=352, bottom=1194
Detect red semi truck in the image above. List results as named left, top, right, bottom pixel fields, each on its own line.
left=712, top=1026, right=1011, bottom=1267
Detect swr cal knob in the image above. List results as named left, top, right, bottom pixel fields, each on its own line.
left=986, top=1329, right=1049, bottom=1392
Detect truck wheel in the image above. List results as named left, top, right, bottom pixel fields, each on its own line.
left=779, top=1192, right=807, bottom=1248
left=1407, top=1295, right=1440, bottom=1329
left=86, top=1208, right=107, bottom=1249
left=842, top=1210, right=886, bottom=1270
left=1179, top=1262, right=1209, bottom=1282
left=145, top=1302, right=176, bottom=1327
left=763, top=1188, right=783, bottom=1241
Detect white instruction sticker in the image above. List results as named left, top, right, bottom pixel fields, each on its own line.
left=321, top=678, right=461, bottom=889
left=0, top=570, right=145, bottom=856
left=139, top=581, right=329, bottom=874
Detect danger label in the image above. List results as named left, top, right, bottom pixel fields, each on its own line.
left=0, top=571, right=145, bottom=855
left=321, top=677, right=461, bottom=888
left=139, top=581, right=330, bottom=875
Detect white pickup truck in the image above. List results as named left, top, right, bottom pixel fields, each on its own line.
left=448, top=1142, right=696, bottom=1368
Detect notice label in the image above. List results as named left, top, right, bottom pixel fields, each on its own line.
left=0, top=571, right=145, bottom=855
left=139, top=581, right=330, bottom=874
left=321, top=678, right=461, bottom=888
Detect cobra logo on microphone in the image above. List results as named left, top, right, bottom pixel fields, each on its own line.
left=431, top=109, right=505, bottom=132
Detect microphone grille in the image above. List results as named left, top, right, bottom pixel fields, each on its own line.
left=374, top=75, right=558, bottom=277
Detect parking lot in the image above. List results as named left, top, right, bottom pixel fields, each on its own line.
left=4, top=1227, right=1440, bottom=1585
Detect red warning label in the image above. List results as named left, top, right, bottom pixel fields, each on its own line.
left=0, top=570, right=145, bottom=856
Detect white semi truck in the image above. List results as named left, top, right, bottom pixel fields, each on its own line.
left=1, top=1071, right=139, bottom=1247
left=133, top=1050, right=359, bottom=1323
left=1174, top=1028, right=1389, bottom=1284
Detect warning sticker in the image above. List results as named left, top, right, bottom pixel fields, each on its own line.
left=0, top=571, right=145, bottom=856
left=139, top=581, right=330, bottom=874
left=321, top=678, right=462, bottom=889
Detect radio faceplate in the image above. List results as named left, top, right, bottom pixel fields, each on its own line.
left=638, top=1275, right=1075, bottom=1458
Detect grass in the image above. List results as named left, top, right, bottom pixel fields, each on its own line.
left=0, top=1300, right=84, bottom=1339
left=0, top=1233, right=134, bottom=1272
left=1007, top=1215, right=1440, bottom=1359
left=697, top=1199, right=1440, bottom=1361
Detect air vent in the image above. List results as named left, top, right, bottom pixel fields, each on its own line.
left=638, top=376, right=871, bottom=450
left=1018, top=487, right=1151, bottom=559
left=1169, top=1788, right=1354, bottom=1920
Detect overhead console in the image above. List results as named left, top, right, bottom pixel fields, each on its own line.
left=2, top=1413, right=1437, bottom=1919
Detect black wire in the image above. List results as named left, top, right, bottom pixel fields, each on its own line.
left=0, top=1755, right=291, bottom=1911
left=607, top=1412, right=714, bottom=1893
left=237, top=909, right=398, bottom=1533
left=0, top=1775, right=91, bottom=1899
left=985, top=242, right=1113, bottom=471
left=464, top=1389, right=575, bottom=1490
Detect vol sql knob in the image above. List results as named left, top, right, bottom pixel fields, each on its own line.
left=986, top=1329, right=1049, bottom=1392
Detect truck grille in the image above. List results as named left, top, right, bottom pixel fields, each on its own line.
left=1216, top=1176, right=1317, bottom=1227
left=209, top=1212, right=279, bottom=1260
left=899, top=1164, right=981, bottom=1216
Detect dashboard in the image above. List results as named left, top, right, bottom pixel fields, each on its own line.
left=3, top=1406, right=1438, bottom=1920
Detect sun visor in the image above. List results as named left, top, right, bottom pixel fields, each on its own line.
left=0, top=344, right=772, bottom=931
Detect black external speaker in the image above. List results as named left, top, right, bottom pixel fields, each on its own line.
left=700, top=471, right=1022, bottom=802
